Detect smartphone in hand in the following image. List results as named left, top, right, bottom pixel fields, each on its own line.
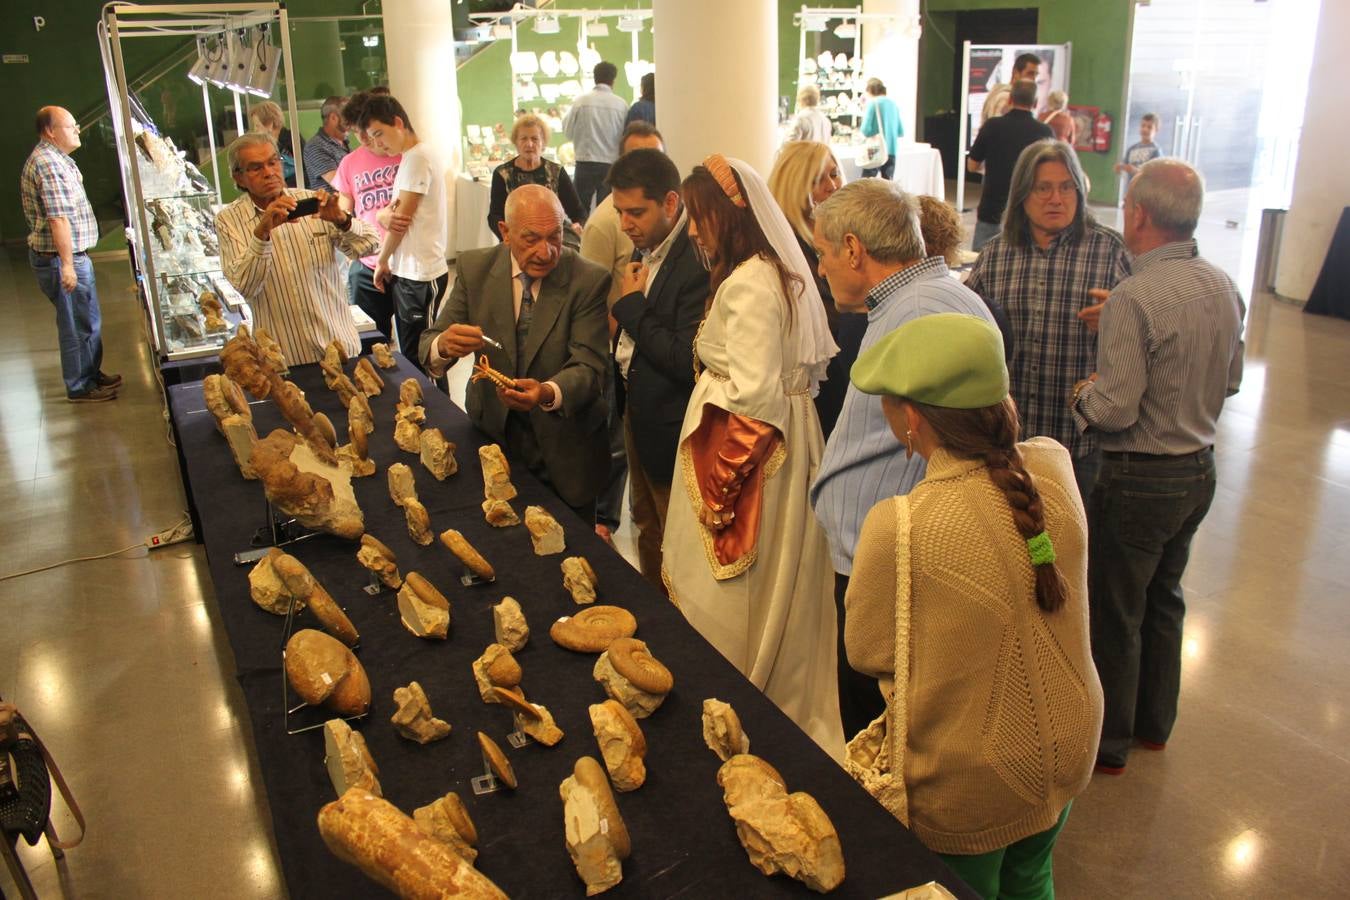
left=286, top=197, right=321, bottom=221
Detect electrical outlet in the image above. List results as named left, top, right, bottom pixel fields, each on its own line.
left=146, top=521, right=194, bottom=549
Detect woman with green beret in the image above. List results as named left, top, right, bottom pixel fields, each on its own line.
left=841, top=313, right=1103, bottom=900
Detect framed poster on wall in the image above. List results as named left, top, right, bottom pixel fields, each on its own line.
left=956, top=41, right=1072, bottom=218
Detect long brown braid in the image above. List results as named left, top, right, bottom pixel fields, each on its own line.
left=911, top=396, right=1068, bottom=612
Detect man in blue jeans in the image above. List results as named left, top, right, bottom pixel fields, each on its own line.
left=21, top=106, right=119, bottom=403
left=1072, top=159, right=1245, bottom=774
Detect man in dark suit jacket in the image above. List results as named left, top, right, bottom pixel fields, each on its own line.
left=421, top=184, right=611, bottom=518
left=606, top=149, right=709, bottom=589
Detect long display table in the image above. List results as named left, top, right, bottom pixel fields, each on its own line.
left=166, top=353, right=973, bottom=899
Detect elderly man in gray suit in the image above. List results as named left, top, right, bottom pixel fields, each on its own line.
left=421, top=184, right=611, bottom=520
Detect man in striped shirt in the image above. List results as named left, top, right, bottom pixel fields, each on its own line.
left=965, top=140, right=1131, bottom=503
left=1071, top=159, right=1245, bottom=774
left=21, top=106, right=120, bottom=402
left=809, top=180, right=996, bottom=738
left=215, top=133, right=379, bottom=366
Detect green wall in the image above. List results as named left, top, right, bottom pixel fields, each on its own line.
left=918, top=0, right=1133, bottom=204
left=0, top=0, right=367, bottom=245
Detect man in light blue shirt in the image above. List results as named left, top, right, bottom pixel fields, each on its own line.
left=860, top=78, right=905, bottom=180
left=809, top=179, right=996, bottom=736
left=563, top=61, right=630, bottom=220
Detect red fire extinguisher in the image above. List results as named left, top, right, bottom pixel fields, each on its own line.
left=1093, top=112, right=1113, bottom=153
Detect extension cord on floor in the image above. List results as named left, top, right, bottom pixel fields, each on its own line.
left=146, top=520, right=194, bottom=549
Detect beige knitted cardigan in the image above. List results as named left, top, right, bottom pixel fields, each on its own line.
left=844, top=437, right=1103, bottom=855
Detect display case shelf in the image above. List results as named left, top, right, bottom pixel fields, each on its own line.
left=99, top=3, right=298, bottom=364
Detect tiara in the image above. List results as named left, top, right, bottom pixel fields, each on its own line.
left=704, top=154, right=747, bottom=208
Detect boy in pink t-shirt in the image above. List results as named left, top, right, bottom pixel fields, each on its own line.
left=334, top=93, right=402, bottom=340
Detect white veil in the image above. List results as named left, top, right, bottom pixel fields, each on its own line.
left=726, top=157, right=839, bottom=396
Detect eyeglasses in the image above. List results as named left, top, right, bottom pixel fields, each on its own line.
left=242, top=156, right=282, bottom=175
left=1031, top=180, right=1077, bottom=200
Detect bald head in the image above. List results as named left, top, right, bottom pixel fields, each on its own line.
left=501, top=184, right=565, bottom=279
left=504, top=183, right=564, bottom=228
left=36, top=106, right=80, bottom=153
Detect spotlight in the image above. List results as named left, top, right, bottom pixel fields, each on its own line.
left=204, top=33, right=233, bottom=87
left=585, top=20, right=609, bottom=38
left=243, top=25, right=281, bottom=98
left=616, top=14, right=645, bottom=34
left=222, top=28, right=253, bottom=91
left=491, top=23, right=512, bottom=40
left=533, top=15, right=560, bottom=35
left=802, top=15, right=828, bottom=32
left=186, top=37, right=212, bottom=86
left=834, top=21, right=858, bottom=39
left=362, top=28, right=380, bottom=49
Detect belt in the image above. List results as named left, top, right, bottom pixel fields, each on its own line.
left=1102, top=447, right=1212, bottom=462
left=30, top=249, right=88, bottom=258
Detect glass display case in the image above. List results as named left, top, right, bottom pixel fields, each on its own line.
left=98, top=3, right=301, bottom=361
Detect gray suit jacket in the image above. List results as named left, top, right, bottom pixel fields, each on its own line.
left=420, top=244, right=612, bottom=508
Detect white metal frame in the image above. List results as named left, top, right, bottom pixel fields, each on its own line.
left=794, top=6, right=863, bottom=130
left=98, top=3, right=300, bottom=360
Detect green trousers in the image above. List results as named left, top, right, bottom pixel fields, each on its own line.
left=937, top=803, right=1071, bottom=900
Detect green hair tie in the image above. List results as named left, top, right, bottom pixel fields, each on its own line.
left=1027, top=531, right=1056, bottom=566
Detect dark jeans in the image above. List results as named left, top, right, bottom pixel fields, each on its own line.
left=835, top=572, right=887, bottom=740
left=861, top=154, right=896, bottom=180
left=595, top=364, right=628, bottom=532
left=30, top=250, right=102, bottom=394
left=1072, top=448, right=1101, bottom=515
left=390, top=272, right=449, bottom=372
left=1089, top=449, right=1216, bottom=767
left=573, top=161, right=612, bottom=219
left=348, top=262, right=393, bottom=341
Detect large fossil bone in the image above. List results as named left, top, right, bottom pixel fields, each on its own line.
left=317, top=788, right=508, bottom=899
left=716, top=754, right=846, bottom=894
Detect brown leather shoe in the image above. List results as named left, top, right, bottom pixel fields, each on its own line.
left=67, top=384, right=118, bottom=403
left=95, top=371, right=123, bottom=387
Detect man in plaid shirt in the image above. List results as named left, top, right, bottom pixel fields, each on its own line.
left=965, top=140, right=1130, bottom=501
left=21, top=106, right=120, bottom=402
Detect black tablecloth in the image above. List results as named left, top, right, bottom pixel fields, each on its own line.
left=1304, top=206, right=1350, bottom=320
left=167, top=354, right=974, bottom=900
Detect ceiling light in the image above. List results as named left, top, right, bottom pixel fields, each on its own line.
left=533, top=15, right=560, bottom=35
left=616, top=14, right=644, bottom=33
left=492, top=23, right=512, bottom=40
left=586, top=20, right=609, bottom=38
left=362, top=28, right=380, bottom=48
left=834, top=22, right=858, bottom=39
left=803, top=15, right=828, bottom=32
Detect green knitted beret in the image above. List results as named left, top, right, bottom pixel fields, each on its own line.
left=850, top=313, right=1009, bottom=409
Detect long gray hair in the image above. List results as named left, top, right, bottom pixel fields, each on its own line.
left=1001, top=139, right=1093, bottom=248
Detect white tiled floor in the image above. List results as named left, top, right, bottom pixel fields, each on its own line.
left=2, top=184, right=1349, bottom=897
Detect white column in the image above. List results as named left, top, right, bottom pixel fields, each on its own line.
left=653, top=0, right=777, bottom=177
left=862, top=0, right=921, bottom=141
left=1275, top=0, right=1349, bottom=301
left=382, top=0, right=461, bottom=254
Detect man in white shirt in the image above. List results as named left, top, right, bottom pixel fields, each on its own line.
left=563, top=60, right=629, bottom=220
left=215, top=133, right=379, bottom=366
left=362, top=94, right=449, bottom=370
